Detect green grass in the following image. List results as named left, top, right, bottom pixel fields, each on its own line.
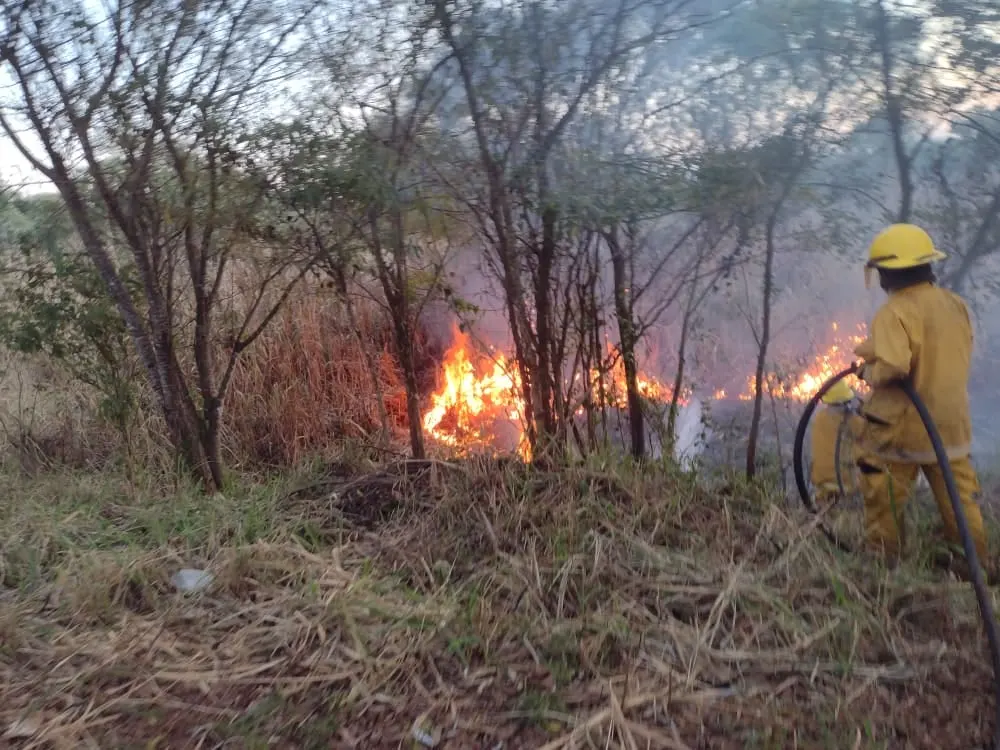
left=0, top=457, right=996, bottom=748
left=0, top=469, right=285, bottom=591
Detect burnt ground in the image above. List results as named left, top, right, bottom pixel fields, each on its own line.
left=1, top=457, right=998, bottom=749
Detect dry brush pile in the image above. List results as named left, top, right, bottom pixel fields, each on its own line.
left=0, top=458, right=994, bottom=749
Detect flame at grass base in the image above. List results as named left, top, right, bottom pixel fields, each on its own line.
left=421, top=321, right=870, bottom=458
left=739, top=322, right=869, bottom=401
left=420, top=329, right=681, bottom=459
left=421, top=327, right=529, bottom=458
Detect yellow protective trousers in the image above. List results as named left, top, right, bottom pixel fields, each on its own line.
left=857, top=456, right=987, bottom=561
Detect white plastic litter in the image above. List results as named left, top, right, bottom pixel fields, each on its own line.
left=171, top=568, right=214, bottom=593
left=411, top=713, right=440, bottom=747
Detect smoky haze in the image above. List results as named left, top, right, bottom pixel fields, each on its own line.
left=412, top=0, right=1000, bottom=466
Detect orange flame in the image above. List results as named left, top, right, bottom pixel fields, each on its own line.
left=421, top=327, right=529, bottom=457
left=590, top=342, right=688, bottom=409
left=739, top=322, right=868, bottom=402
left=422, top=321, right=869, bottom=456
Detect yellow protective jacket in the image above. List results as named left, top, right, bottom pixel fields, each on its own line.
left=811, top=404, right=864, bottom=490
left=854, top=282, right=973, bottom=464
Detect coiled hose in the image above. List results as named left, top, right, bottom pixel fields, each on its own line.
left=793, top=365, right=1000, bottom=749
left=791, top=364, right=863, bottom=552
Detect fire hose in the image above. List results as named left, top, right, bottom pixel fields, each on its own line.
left=793, top=364, right=1000, bottom=749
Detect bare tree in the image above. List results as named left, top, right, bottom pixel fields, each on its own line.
left=604, top=222, right=646, bottom=459
left=428, top=0, right=727, bottom=460
left=315, top=3, right=461, bottom=459
left=927, top=111, right=1000, bottom=296
left=0, top=0, right=320, bottom=489
left=868, top=0, right=999, bottom=225
left=748, top=0, right=1000, bottom=237
left=743, top=127, right=825, bottom=479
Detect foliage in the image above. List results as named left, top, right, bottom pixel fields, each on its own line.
left=0, top=196, right=137, bottom=428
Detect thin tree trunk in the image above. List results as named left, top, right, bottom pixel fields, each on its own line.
left=667, top=307, right=691, bottom=458
left=192, top=307, right=225, bottom=489
left=947, top=188, right=1000, bottom=294
left=395, top=315, right=426, bottom=459
left=165, top=350, right=217, bottom=488
left=576, top=276, right=597, bottom=451
left=594, top=294, right=609, bottom=450
left=534, top=204, right=558, bottom=452
left=606, top=227, right=644, bottom=460
left=201, top=397, right=224, bottom=490
left=367, top=209, right=426, bottom=459
left=874, top=0, right=912, bottom=223
left=767, top=380, right=786, bottom=494
left=746, top=216, right=777, bottom=480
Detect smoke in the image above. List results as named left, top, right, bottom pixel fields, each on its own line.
left=421, top=243, right=513, bottom=351
left=416, top=148, right=1000, bottom=467
left=673, top=397, right=707, bottom=470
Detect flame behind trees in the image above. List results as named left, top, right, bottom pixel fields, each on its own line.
left=419, top=321, right=867, bottom=457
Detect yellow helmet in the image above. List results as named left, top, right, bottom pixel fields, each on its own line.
left=821, top=379, right=855, bottom=405
left=865, top=224, right=946, bottom=287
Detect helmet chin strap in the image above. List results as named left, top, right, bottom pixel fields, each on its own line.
left=864, top=266, right=875, bottom=290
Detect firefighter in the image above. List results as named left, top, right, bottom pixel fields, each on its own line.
left=810, top=379, right=863, bottom=507
left=853, top=223, right=987, bottom=563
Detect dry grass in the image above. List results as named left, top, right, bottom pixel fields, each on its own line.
left=0, top=287, right=447, bottom=473
left=223, top=294, right=411, bottom=467
left=0, top=457, right=996, bottom=749
left=0, top=350, right=126, bottom=473
left=195, top=289, right=442, bottom=469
